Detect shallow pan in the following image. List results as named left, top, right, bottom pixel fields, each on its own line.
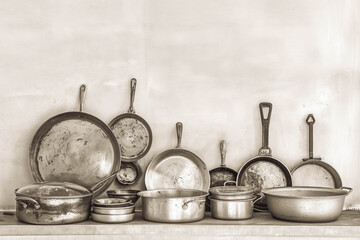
left=262, top=186, right=352, bottom=222
left=106, top=189, right=140, bottom=203
left=92, top=204, right=135, bottom=215
left=29, top=84, right=121, bottom=197
left=145, top=122, right=210, bottom=191
left=91, top=212, right=135, bottom=223
left=209, top=140, right=238, bottom=187
left=92, top=198, right=132, bottom=207
left=236, top=103, right=292, bottom=211
left=109, top=78, right=152, bottom=162
left=291, top=114, right=342, bottom=188
left=116, top=162, right=141, bottom=185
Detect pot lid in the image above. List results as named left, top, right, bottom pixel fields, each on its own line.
left=15, top=182, right=92, bottom=198
left=209, top=185, right=257, bottom=196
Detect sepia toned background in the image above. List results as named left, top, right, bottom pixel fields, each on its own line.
left=0, top=0, right=359, bottom=210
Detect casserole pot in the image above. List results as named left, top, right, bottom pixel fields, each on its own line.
left=262, top=186, right=352, bottom=222
left=15, top=182, right=92, bottom=224
left=138, top=188, right=208, bottom=223
left=210, top=195, right=262, bottom=220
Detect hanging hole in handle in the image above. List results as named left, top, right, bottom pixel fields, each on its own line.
left=224, top=180, right=237, bottom=186
left=306, top=114, right=316, bottom=124
left=259, top=102, right=272, bottom=121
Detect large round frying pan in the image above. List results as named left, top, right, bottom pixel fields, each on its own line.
left=291, top=114, right=342, bottom=188
left=109, top=78, right=152, bottom=162
left=29, top=84, right=121, bottom=197
left=145, top=122, right=210, bottom=191
left=209, top=140, right=237, bottom=187
left=236, top=102, right=292, bottom=211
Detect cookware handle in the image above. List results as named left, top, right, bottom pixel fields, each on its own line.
left=128, top=78, right=137, bottom=114
left=252, top=194, right=264, bottom=206
left=224, top=180, right=237, bottom=186
left=79, top=84, right=86, bottom=112
left=182, top=199, right=206, bottom=210
left=258, top=102, right=272, bottom=156
left=176, top=122, right=183, bottom=148
left=16, top=197, right=40, bottom=210
left=303, top=114, right=321, bottom=161
left=90, top=171, right=119, bottom=192
left=340, top=187, right=353, bottom=195
left=220, top=140, right=227, bottom=167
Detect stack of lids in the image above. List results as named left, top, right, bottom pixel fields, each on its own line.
left=91, top=198, right=135, bottom=223
left=209, top=185, right=258, bottom=200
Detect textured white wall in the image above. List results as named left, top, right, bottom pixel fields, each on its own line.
left=0, top=0, right=359, bottom=210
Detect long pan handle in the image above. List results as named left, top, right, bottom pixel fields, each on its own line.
left=128, top=78, right=137, bottom=113
left=259, top=102, right=272, bottom=156
left=220, top=140, right=227, bottom=167
left=176, top=122, right=183, bottom=148
left=303, top=114, right=321, bottom=161
left=79, top=84, right=86, bottom=112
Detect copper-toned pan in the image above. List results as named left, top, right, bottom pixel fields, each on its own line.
left=291, top=114, right=342, bottom=188
left=145, top=122, right=210, bottom=191
left=236, top=102, right=292, bottom=211
left=29, top=84, right=121, bottom=197
left=109, top=78, right=152, bottom=162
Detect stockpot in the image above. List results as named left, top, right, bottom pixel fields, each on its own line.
left=138, top=188, right=208, bottom=223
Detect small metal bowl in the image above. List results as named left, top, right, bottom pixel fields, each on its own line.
left=92, top=198, right=132, bottom=208
left=106, top=190, right=140, bottom=204
left=91, top=212, right=135, bottom=223
left=92, top=204, right=135, bottom=215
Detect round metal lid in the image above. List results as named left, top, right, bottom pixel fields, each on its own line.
left=209, top=185, right=257, bottom=196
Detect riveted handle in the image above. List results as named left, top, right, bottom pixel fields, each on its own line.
left=16, top=196, right=40, bottom=210
left=176, top=122, right=183, bottom=148
left=79, top=84, right=86, bottom=112
left=220, top=140, right=227, bottom=167
left=258, top=102, right=272, bottom=156
left=182, top=199, right=206, bottom=210
left=128, top=78, right=137, bottom=113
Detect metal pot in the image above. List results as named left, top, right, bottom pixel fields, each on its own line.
left=209, top=181, right=257, bottom=200
left=138, top=188, right=208, bottom=223
left=210, top=195, right=262, bottom=220
left=262, top=186, right=352, bottom=222
left=15, top=182, right=93, bottom=224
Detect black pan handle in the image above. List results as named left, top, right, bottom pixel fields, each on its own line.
left=79, top=84, right=86, bottom=112
left=128, top=78, right=137, bottom=114
left=220, top=140, right=227, bottom=167
left=303, top=114, right=321, bottom=161
left=259, top=102, right=272, bottom=156
left=176, top=122, right=183, bottom=148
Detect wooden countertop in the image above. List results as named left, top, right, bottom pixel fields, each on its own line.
left=1, top=211, right=360, bottom=239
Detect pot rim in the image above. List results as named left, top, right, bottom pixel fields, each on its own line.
left=262, top=186, right=352, bottom=199
left=138, top=188, right=209, bottom=199
left=14, top=188, right=93, bottom=199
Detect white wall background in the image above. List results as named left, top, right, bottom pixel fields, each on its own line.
left=0, top=0, right=359, bottom=210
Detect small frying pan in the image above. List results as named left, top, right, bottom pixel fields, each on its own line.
left=116, top=161, right=141, bottom=185
left=291, top=114, right=342, bottom=188
left=209, top=140, right=237, bottom=187
left=109, top=78, right=152, bottom=162
left=145, top=122, right=210, bottom=191
left=236, top=102, right=292, bottom=211
left=29, top=84, right=121, bottom=197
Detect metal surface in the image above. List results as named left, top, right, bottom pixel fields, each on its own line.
left=209, top=184, right=257, bottom=200
left=262, top=186, right=352, bottom=222
left=236, top=103, right=292, bottom=211
left=109, top=78, right=152, bottom=162
left=106, top=190, right=140, bottom=204
left=116, top=162, right=141, bottom=185
left=92, top=204, right=135, bottom=215
left=291, top=114, right=342, bottom=188
left=209, top=140, right=238, bottom=187
left=91, top=212, right=135, bottom=223
left=92, top=198, right=132, bottom=207
left=29, top=84, right=121, bottom=197
left=210, top=195, right=262, bottom=220
left=145, top=122, right=210, bottom=191
left=138, top=188, right=208, bottom=223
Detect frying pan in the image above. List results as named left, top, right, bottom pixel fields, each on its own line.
left=145, top=122, right=210, bottom=191
left=291, top=114, right=342, bottom=188
left=109, top=78, right=152, bottom=162
left=236, top=102, right=292, bottom=211
left=116, top=161, right=141, bottom=185
left=209, top=140, right=237, bottom=187
left=29, top=84, right=121, bottom=197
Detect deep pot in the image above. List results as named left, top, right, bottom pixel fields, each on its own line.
left=138, top=188, right=208, bottom=223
